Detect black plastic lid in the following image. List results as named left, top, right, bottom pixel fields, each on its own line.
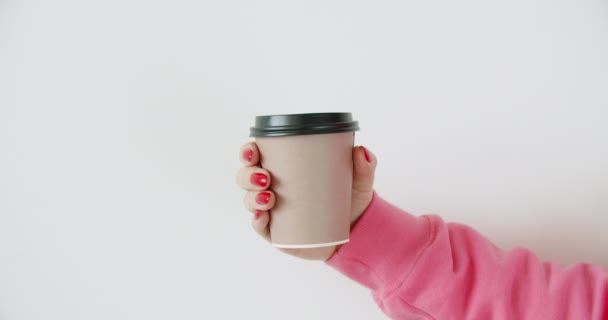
left=250, top=112, right=359, bottom=137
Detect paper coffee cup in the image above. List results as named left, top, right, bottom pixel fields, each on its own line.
left=250, top=113, right=359, bottom=248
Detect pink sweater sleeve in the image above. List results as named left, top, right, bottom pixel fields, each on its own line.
left=326, top=193, right=608, bottom=319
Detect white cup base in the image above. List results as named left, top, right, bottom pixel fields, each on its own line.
left=271, top=239, right=350, bottom=249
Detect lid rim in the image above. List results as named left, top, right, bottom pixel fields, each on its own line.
left=250, top=112, right=359, bottom=138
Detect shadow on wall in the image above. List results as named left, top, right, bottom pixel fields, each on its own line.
left=493, top=221, right=608, bottom=269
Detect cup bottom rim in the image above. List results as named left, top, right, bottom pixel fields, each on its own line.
left=271, top=239, right=349, bottom=249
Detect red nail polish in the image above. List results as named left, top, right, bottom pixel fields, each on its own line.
left=362, top=146, right=371, bottom=163
left=254, top=210, right=263, bottom=220
left=242, top=149, right=253, bottom=162
left=255, top=192, right=271, bottom=205
left=250, top=173, right=268, bottom=187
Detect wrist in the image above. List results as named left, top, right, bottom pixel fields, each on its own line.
left=350, top=190, right=374, bottom=226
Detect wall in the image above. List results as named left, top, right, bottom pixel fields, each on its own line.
left=1, top=0, right=607, bottom=319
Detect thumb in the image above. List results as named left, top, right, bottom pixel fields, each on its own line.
left=352, top=146, right=377, bottom=193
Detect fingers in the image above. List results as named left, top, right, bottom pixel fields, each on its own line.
left=352, top=146, right=377, bottom=193
left=240, top=142, right=272, bottom=242
left=243, top=190, right=276, bottom=212
left=251, top=210, right=271, bottom=242
left=240, top=142, right=260, bottom=166
left=236, top=166, right=271, bottom=191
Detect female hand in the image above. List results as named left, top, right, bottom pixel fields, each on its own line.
left=236, top=142, right=377, bottom=260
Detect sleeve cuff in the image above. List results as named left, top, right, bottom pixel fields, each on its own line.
left=326, top=192, right=435, bottom=292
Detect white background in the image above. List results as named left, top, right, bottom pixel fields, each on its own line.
left=1, top=0, right=607, bottom=319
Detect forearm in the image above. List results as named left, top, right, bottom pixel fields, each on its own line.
left=327, top=193, right=608, bottom=319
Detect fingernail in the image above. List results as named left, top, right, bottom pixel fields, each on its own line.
left=362, top=146, right=371, bottom=163
left=242, top=149, right=253, bottom=162
left=250, top=173, right=268, bottom=187
left=254, top=210, right=263, bottom=220
left=255, top=192, right=271, bottom=205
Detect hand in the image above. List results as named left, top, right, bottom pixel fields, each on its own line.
left=236, top=142, right=377, bottom=260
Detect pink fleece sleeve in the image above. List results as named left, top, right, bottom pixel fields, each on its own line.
left=326, top=193, right=608, bottom=319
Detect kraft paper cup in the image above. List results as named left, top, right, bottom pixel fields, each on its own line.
left=250, top=113, right=359, bottom=248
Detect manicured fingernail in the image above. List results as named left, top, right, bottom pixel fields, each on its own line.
left=254, top=210, right=263, bottom=220
left=362, top=146, right=371, bottom=163
left=250, top=172, right=268, bottom=187
left=242, top=148, right=253, bottom=162
left=255, top=192, right=271, bottom=205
